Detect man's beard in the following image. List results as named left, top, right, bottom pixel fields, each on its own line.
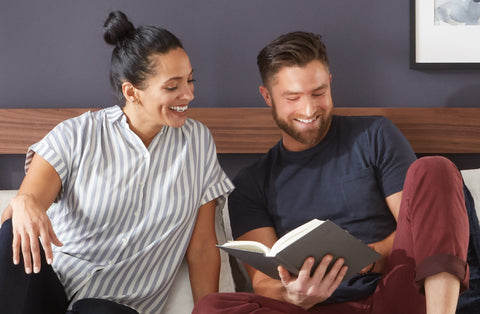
left=272, top=102, right=332, bottom=147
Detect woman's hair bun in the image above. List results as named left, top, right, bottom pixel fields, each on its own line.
left=103, top=10, right=135, bottom=45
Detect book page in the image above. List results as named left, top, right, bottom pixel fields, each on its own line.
left=221, top=241, right=271, bottom=254
left=269, top=219, right=324, bottom=256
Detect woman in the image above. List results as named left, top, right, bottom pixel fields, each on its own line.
left=0, top=10, right=233, bottom=314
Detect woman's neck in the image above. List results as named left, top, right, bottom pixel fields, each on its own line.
left=122, top=104, right=163, bottom=148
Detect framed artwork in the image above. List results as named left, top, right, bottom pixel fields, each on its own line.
left=410, top=0, right=480, bottom=69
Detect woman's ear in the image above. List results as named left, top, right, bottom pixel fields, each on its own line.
left=122, top=81, right=138, bottom=102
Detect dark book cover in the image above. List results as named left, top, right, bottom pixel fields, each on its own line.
left=219, top=220, right=382, bottom=281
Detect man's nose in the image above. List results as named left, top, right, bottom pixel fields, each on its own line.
left=300, top=97, right=315, bottom=117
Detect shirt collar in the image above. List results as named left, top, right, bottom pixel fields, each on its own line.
left=104, top=105, right=126, bottom=125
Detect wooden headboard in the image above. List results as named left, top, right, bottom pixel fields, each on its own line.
left=1, top=107, right=480, bottom=154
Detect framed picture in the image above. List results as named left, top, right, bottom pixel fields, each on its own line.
left=410, top=0, right=480, bottom=69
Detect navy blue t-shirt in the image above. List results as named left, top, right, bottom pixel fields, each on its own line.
left=228, top=115, right=417, bottom=303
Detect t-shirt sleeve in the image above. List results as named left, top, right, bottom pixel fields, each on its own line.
left=198, top=124, right=234, bottom=206
left=25, top=119, right=74, bottom=199
left=228, top=165, right=274, bottom=239
left=372, top=117, right=417, bottom=197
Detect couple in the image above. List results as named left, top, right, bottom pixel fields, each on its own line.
left=0, top=10, right=474, bottom=314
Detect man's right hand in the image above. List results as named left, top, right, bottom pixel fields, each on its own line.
left=278, top=255, right=348, bottom=310
left=10, top=194, right=62, bottom=274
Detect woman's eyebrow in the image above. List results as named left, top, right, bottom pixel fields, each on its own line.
left=164, top=69, right=195, bottom=83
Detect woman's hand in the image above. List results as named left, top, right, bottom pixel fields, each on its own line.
left=279, top=255, right=348, bottom=310
left=7, top=153, right=63, bottom=274
left=10, top=194, right=62, bottom=274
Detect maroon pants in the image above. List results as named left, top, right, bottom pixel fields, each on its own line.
left=193, top=157, right=470, bottom=314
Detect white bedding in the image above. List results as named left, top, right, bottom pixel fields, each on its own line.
left=461, top=168, right=480, bottom=219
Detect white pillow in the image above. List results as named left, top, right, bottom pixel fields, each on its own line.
left=0, top=190, right=16, bottom=210
left=461, top=168, right=480, bottom=222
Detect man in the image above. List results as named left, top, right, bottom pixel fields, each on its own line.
left=194, top=31, right=470, bottom=313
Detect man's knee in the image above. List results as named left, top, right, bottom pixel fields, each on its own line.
left=193, top=293, right=225, bottom=314
left=409, top=156, right=459, bottom=182
left=406, top=156, right=464, bottom=195
left=193, top=292, right=260, bottom=314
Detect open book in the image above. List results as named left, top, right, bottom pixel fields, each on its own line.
left=218, top=219, right=381, bottom=281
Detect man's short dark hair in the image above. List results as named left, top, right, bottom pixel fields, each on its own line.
left=257, top=31, right=329, bottom=87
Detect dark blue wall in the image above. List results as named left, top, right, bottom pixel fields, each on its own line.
left=1, top=0, right=480, bottom=189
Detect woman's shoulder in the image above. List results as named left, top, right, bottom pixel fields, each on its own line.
left=51, top=106, right=118, bottom=138
left=64, top=106, right=119, bottom=124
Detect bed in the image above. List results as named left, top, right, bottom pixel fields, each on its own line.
left=1, top=107, right=480, bottom=312
left=1, top=107, right=480, bottom=154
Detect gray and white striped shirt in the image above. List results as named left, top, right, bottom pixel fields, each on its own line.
left=26, top=106, right=234, bottom=313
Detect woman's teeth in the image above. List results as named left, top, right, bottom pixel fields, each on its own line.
left=169, top=105, right=188, bottom=112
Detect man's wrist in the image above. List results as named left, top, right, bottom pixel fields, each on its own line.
left=367, top=261, right=376, bottom=273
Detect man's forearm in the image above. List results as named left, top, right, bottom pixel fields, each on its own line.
left=252, top=274, right=286, bottom=301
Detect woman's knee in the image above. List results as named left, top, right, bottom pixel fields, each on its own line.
left=0, top=219, right=14, bottom=265
left=69, top=299, right=139, bottom=314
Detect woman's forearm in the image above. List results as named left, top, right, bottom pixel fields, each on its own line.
left=187, top=245, right=220, bottom=303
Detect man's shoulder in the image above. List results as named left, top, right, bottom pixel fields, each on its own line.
left=333, top=115, right=394, bottom=134
left=334, top=114, right=389, bottom=126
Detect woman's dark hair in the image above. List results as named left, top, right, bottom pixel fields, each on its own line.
left=103, top=11, right=183, bottom=101
left=257, top=31, right=329, bottom=87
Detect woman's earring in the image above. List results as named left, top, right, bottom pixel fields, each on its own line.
left=130, top=98, right=139, bottom=113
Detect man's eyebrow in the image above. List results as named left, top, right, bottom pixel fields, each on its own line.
left=312, top=84, right=329, bottom=92
left=281, top=84, right=329, bottom=97
left=281, top=90, right=302, bottom=97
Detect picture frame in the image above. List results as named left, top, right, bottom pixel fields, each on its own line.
left=410, top=0, right=480, bottom=69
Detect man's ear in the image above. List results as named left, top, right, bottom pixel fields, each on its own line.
left=259, top=85, right=272, bottom=108
left=122, top=81, right=138, bottom=102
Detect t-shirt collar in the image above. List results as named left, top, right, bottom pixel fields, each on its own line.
left=278, top=115, right=338, bottom=161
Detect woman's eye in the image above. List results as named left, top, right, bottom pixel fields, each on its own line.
left=188, top=79, right=196, bottom=84
left=165, top=86, right=178, bottom=91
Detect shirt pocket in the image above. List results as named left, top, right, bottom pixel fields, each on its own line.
left=340, top=166, right=386, bottom=219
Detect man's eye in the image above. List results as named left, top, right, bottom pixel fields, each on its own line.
left=188, top=79, right=196, bottom=84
